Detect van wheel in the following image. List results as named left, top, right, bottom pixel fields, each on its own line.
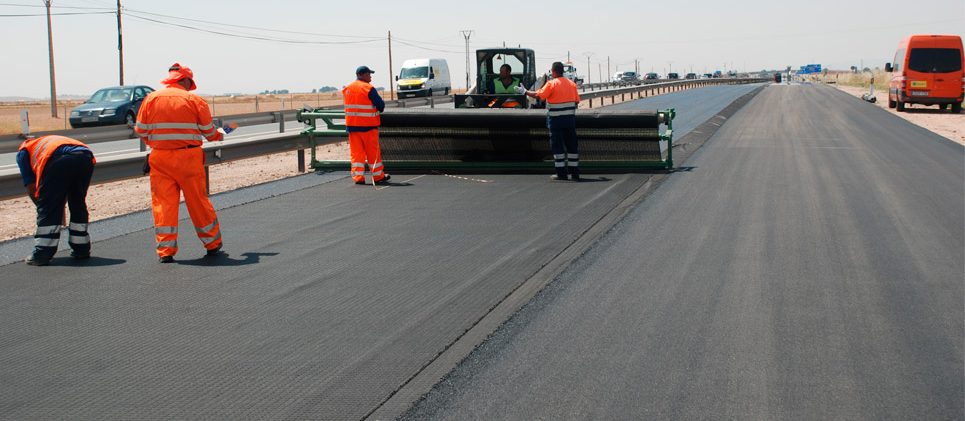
left=887, top=97, right=896, bottom=108
left=896, top=100, right=905, bottom=112
left=444, top=88, right=449, bottom=95
left=953, top=102, right=963, bottom=114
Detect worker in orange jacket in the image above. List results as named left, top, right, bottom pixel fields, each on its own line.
left=16, top=135, right=96, bottom=265
left=135, top=63, right=224, bottom=263
left=343, top=65, right=390, bottom=185
left=520, top=61, right=582, bottom=181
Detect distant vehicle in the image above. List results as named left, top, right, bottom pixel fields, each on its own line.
left=667, top=72, right=680, bottom=80
left=885, top=34, right=964, bottom=113
left=644, top=72, right=659, bottom=80
left=701, top=73, right=713, bottom=79
left=69, top=85, right=154, bottom=129
left=396, top=58, right=451, bottom=98
left=559, top=62, right=584, bottom=86
left=774, top=73, right=782, bottom=83
left=685, top=73, right=697, bottom=80
left=713, top=70, right=723, bottom=78
left=612, top=72, right=625, bottom=82
left=620, top=71, right=639, bottom=82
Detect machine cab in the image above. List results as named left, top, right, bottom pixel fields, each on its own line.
left=456, top=48, right=542, bottom=108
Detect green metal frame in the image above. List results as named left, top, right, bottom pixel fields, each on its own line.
left=297, top=108, right=676, bottom=172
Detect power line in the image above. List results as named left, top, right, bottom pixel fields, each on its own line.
left=122, top=8, right=384, bottom=40
left=123, top=13, right=385, bottom=45
left=0, top=11, right=111, bottom=16
left=393, top=39, right=462, bottom=54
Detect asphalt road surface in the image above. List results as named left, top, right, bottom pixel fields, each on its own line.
left=405, top=83, right=964, bottom=419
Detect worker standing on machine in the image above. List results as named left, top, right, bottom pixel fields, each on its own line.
left=16, top=135, right=96, bottom=266
left=519, top=61, right=581, bottom=181
left=343, top=66, right=391, bottom=185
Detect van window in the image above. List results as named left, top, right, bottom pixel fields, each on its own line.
left=893, top=49, right=905, bottom=72
left=908, top=48, right=962, bottom=73
left=400, top=66, right=429, bottom=79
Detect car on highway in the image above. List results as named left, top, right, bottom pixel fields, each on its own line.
left=885, top=34, right=964, bottom=113
left=644, top=72, right=659, bottom=81
left=620, top=71, right=640, bottom=82
left=685, top=73, right=697, bottom=80
left=667, top=72, right=680, bottom=80
left=612, top=72, right=625, bottom=83
left=396, top=58, right=452, bottom=98
left=69, top=85, right=154, bottom=129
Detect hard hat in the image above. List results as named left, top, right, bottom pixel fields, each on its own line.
left=161, top=62, right=197, bottom=91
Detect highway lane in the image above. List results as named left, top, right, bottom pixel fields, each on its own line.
left=0, top=84, right=767, bottom=419
left=406, top=83, right=964, bottom=419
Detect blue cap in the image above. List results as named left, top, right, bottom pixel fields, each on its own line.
left=355, top=66, right=374, bottom=75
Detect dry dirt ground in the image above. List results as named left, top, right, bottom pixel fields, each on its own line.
left=834, top=84, right=964, bottom=145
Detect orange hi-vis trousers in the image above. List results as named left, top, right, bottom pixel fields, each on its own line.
left=348, top=130, right=386, bottom=183
left=149, top=148, right=222, bottom=257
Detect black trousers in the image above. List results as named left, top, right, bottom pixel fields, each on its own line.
left=33, top=151, right=94, bottom=259
left=549, top=126, right=579, bottom=177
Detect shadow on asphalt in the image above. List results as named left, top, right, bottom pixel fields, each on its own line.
left=54, top=256, right=127, bottom=267
left=175, top=252, right=279, bottom=267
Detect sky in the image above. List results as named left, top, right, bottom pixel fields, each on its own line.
left=1, top=0, right=963, bottom=98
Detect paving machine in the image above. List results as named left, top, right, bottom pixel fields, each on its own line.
left=296, top=108, right=676, bottom=172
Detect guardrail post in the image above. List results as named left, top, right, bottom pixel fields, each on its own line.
left=429, top=96, right=435, bottom=108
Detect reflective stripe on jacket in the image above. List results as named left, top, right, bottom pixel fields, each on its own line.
left=134, top=84, right=222, bottom=150
left=343, top=80, right=381, bottom=127
left=18, top=135, right=95, bottom=197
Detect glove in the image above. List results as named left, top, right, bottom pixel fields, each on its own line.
left=514, top=85, right=527, bottom=95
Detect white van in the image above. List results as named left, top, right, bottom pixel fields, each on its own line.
left=396, top=58, right=451, bottom=98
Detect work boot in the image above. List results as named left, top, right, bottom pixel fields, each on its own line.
left=374, top=174, right=392, bottom=185
left=205, top=244, right=223, bottom=257
left=159, top=255, right=175, bottom=264
left=355, top=179, right=367, bottom=185
left=25, top=255, right=51, bottom=266
left=70, top=250, right=91, bottom=259
left=550, top=174, right=568, bottom=181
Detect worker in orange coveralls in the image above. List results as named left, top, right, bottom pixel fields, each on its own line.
left=135, top=63, right=224, bottom=263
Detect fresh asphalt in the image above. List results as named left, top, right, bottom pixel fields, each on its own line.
left=405, top=83, right=964, bottom=420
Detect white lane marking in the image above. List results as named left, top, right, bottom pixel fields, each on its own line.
left=375, top=174, right=426, bottom=190
left=430, top=171, right=493, bottom=183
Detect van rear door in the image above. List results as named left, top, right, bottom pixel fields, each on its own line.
left=907, top=46, right=962, bottom=99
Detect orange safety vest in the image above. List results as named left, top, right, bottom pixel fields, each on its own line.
left=134, top=84, right=222, bottom=150
left=342, top=80, right=381, bottom=127
left=18, top=135, right=95, bottom=197
left=537, top=76, right=581, bottom=117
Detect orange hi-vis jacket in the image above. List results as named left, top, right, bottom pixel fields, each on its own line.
left=18, top=135, right=95, bottom=197
left=536, top=76, right=581, bottom=117
left=135, top=84, right=223, bottom=149
left=342, top=80, right=381, bottom=127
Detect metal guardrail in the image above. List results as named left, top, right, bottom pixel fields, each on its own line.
left=0, top=95, right=454, bottom=154
left=0, top=79, right=762, bottom=200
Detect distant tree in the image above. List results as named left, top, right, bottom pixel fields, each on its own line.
left=863, top=67, right=871, bottom=72
left=850, top=66, right=858, bottom=73
left=312, top=88, right=317, bottom=93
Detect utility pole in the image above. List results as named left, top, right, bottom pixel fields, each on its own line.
left=116, top=0, right=124, bottom=85
left=582, top=52, right=593, bottom=84
left=387, top=31, right=395, bottom=100
left=461, top=30, right=474, bottom=90
left=607, top=56, right=610, bottom=82
left=598, top=63, right=602, bottom=83
left=44, top=0, right=58, bottom=117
